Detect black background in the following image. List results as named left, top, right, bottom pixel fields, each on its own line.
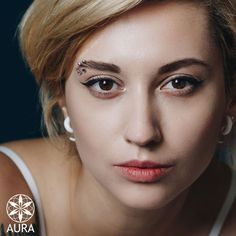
left=0, top=1, right=42, bottom=143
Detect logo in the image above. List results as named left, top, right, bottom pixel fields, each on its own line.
left=6, top=194, right=35, bottom=223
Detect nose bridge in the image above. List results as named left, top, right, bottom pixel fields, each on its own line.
left=124, top=85, right=160, bottom=146
left=133, top=89, right=153, bottom=127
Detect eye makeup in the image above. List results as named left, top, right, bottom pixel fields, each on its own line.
left=80, top=75, right=125, bottom=99
left=76, top=60, right=89, bottom=75
left=76, top=58, right=207, bottom=99
left=76, top=60, right=121, bottom=76
left=160, top=74, right=204, bottom=96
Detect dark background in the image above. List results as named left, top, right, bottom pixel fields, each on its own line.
left=0, top=1, right=42, bottom=143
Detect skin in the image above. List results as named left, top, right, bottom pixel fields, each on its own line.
left=57, top=1, right=236, bottom=235
left=1, top=1, right=236, bottom=236
left=0, top=154, right=38, bottom=231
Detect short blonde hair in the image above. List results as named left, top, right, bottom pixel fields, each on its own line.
left=19, top=0, right=236, bottom=147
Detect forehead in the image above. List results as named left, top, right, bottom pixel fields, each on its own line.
left=77, top=2, right=216, bottom=68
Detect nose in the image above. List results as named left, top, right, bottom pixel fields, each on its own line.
left=124, top=94, right=162, bottom=147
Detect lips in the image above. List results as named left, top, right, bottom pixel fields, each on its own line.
left=114, top=160, right=174, bottom=183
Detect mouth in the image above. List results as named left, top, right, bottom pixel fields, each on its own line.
left=114, top=160, right=174, bottom=183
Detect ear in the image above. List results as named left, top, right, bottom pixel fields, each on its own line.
left=58, top=97, right=68, bottom=118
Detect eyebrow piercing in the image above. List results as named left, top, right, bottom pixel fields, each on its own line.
left=76, top=60, right=89, bottom=75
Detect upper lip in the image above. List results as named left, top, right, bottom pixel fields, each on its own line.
left=114, top=160, right=173, bottom=168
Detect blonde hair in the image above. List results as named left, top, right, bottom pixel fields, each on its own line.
left=19, top=0, right=236, bottom=149
left=19, top=0, right=142, bottom=143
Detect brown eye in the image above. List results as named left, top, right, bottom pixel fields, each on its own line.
left=99, top=80, right=114, bottom=91
left=171, top=79, right=188, bottom=89
left=160, top=75, right=203, bottom=95
left=81, top=78, right=118, bottom=92
left=81, top=76, right=124, bottom=99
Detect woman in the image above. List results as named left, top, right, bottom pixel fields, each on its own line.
left=0, top=0, right=236, bottom=235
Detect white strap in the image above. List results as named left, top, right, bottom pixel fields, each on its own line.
left=209, top=169, right=236, bottom=236
left=0, top=146, right=47, bottom=236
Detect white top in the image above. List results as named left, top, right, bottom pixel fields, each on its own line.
left=0, top=145, right=236, bottom=236
left=0, top=146, right=47, bottom=236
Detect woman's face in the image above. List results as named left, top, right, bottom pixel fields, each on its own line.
left=64, top=2, right=226, bottom=209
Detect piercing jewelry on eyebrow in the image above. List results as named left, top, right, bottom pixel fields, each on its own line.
left=76, top=60, right=89, bottom=75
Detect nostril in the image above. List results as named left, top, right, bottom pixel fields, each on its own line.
left=136, top=138, right=160, bottom=151
left=124, top=105, right=162, bottom=148
left=146, top=140, right=159, bottom=150
left=125, top=131, right=162, bottom=149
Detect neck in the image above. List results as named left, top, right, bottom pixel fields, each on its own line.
left=70, top=168, right=189, bottom=236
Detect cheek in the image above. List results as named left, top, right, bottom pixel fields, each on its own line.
left=160, top=83, right=225, bottom=163
left=65, top=86, right=122, bottom=164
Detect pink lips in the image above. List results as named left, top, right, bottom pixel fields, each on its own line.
left=114, top=160, right=173, bottom=183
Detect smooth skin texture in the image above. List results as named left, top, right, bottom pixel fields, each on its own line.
left=1, top=1, right=236, bottom=236
left=65, top=1, right=226, bottom=210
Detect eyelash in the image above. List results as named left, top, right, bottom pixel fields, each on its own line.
left=160, top=74, right=203, bottom=95
left=81, top=76, right=124, bottom=98
left=81, top=75, right=203, bottom=98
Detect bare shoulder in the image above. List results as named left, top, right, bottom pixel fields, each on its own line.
left=0, top=138, right=80, bottom=233
left=1, top=138, right=70, bottom=173
left=0, top=137, right=73, bottom=188
left=2, top=137, right=67, bottom=163
left=0, top=150, right=36, bottom=225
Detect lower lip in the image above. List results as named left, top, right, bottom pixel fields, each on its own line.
left=114, top=166, right=173, bottom=183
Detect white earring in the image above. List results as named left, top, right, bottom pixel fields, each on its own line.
left=222, top=115, right=234, bottom=136
left=64, top=117, right=76, bottom=142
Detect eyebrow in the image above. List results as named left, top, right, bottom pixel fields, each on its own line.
left=79, top=58, right=210, bottom=75
left=78, top=60, right=121, bottom=74
left=158, top=58, right=210, bottom=75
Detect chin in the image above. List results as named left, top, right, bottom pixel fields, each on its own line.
left=113, top=183, right=177, bottom=211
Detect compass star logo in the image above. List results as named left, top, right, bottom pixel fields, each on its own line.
left=6, top=194, right=35, bottom=223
